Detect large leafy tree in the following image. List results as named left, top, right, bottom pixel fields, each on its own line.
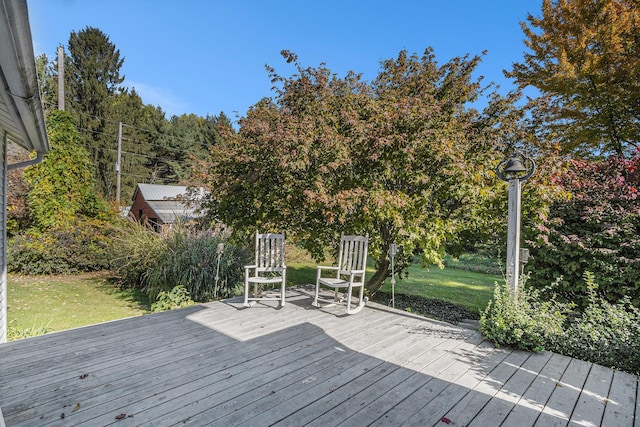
left=204, top=50, right=526, bottom=293
left=24, top=110, right=107, bottom=230
left=507, top=0, right=640, bottom=157
left=66, top=26, right=125, bottom=197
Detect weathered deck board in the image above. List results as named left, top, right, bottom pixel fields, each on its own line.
left=0, top=286, right=637, bottom=427
left=535, top=357, right=592, bottom=426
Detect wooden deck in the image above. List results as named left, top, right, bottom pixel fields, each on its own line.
left=0, top=286, right=638, bottom=426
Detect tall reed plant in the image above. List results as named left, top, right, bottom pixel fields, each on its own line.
left=141, top=223, right=250, bottom=302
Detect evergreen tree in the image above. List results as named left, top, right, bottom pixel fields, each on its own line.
left=66, top=26, right=125, bottom=197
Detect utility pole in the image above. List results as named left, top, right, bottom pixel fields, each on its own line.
left=115, top=122, right=122, bottom=203
left=57, top=46, right=64, bottom=111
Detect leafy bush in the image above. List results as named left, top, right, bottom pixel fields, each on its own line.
left=527, top=154, right=640, bottom=307
left=549, top=272, right=640, bottom=375
left=24, top=110, right=111, bottom=231
left=481, top=272, right=640, bottom=375
left=480, top=279, right=566, bottom=352
left=7, top=219, right=115, bottom=275
left=110, top=221, right=250, bottom=302
left=150, top=285, right=195, bottom=312
left=443, top=252, right=502, bottom=275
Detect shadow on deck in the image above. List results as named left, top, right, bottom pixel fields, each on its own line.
left=0, top=287, right=637, bottom=426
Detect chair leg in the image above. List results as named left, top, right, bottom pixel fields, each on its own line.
left=345, top=286, right=367, bottom=315
left=346, top=285, right=353, bottom=313
left=281, top=279, right=286, bottom=307
left=314, top=271, right=320, bottom=307
left=243, top=277, right=250, bottom=307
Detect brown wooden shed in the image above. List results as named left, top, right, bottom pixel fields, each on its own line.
left=130, top=183, right=206, bottom=232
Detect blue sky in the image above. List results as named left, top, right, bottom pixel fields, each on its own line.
left=28, top=0, right=542, bottom=123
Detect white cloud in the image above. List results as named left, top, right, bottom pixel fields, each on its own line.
left=127, top=80, right=190, bottom=118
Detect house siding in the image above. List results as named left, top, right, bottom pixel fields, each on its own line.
left=1, top=133, right=7, bottom=343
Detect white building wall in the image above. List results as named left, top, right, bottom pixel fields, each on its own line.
left=0, top=133, right=6, bottom=343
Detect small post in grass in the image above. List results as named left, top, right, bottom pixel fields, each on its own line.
left=390, top=243, right=398, bottom=309
left=495, top=152, right=535, bottom=292
left=214, top=243, right=225, bottom=298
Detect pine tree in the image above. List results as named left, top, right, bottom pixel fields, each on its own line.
left=66, top=26, right=125, bottom=197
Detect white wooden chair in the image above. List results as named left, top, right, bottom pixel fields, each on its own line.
left=314, top=234, right=369, bottom=314
left=243, top=231, right=286, bottom=307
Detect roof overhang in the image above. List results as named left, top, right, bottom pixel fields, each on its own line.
left=0, top=0, right=49, bottom=153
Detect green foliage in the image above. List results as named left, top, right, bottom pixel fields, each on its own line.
left=527, top=154, right=640, bottom=307
left=480, top=280, right=566, bottom=352
left=7, top=320, right=50, bottom=341
left=109, top=219, right=167, bottom=288
left=23, top=110, right=109, bottom=230
left=481, top=272, right=640, bottom=375
left=110, top=221, right=250, bottom=302
left=66, top=26, right=125, bottom=197
left=7, top=219, right=115, bottom=275
left=508, top=0, right=640, bottom=156
left=550, top=272, right=640, bottom=375
left=443, top=252, right=502, bottom=275
left=204, top=49, right=527, bottom=295
left=143, top=226, right=250, bottom=302
left=150, top=285, right=195, bottom=312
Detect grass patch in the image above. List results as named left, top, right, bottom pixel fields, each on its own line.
left=288, top=256, right=500, bottom=319
left=7, top=250, right=500, bottom=339
left=8, top=272, right=149, bottom=340
left=378, top=267, right=499, bottom=315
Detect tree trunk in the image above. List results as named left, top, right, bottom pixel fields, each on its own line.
left=366, top=256, right=390, bottom=296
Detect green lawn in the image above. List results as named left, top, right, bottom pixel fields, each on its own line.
left=7, top=273, right=149, bottom=340
left=288, top=259, right=501, bottom=315
left=377, top=267, right=500, bottom=314
left=7, top=258, right=501, bottom=340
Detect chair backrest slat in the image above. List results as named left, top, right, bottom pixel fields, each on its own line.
left=255, top=231, right=285, bottom=271
left=337, top=234, right=368, bottom=276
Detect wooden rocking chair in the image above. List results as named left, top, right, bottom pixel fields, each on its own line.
left=314, top=234, right=369, bottom=314
left=243, top=231, right=286, bottom=307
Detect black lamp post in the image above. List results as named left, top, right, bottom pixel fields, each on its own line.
left=495, top=153, right=535, bottom=291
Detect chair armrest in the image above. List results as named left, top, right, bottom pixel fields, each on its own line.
left=348, top=269, right=365, bottom=275
left=316, top=266, right=339, bottom=271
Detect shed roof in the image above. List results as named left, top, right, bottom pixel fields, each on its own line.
left=132, top=183, right=207, bottom=224
left=133, top=183, right=204, bottom=202
left=0, top=0, right=49, bottom=153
